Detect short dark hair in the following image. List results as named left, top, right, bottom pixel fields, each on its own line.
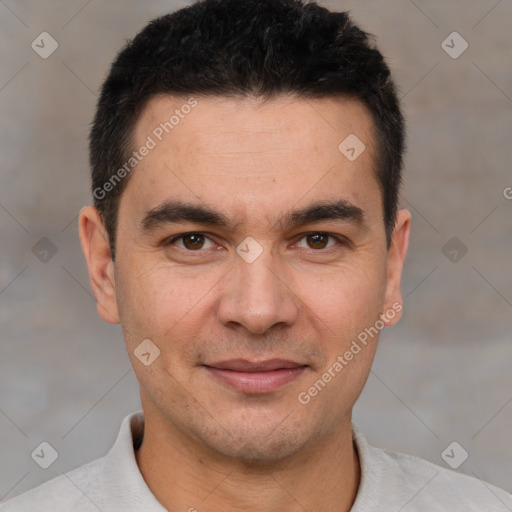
left=89, top=0, right=404, bottom=261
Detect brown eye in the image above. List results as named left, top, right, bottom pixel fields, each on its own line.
left=306, top=233, right=330, bottom=249
left=166, top=233, right=216, bottom=251
left=181, top=233, right=205, bottom=250
left=294, top=232, right=347, bottom=252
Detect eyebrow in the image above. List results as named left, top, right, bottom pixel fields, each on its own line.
left=140, top=198, right=366, bottom=233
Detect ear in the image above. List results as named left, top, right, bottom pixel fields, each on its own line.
left=382, top=208, right=411, bottom=326
left=78, top=205, right=120, bottom=324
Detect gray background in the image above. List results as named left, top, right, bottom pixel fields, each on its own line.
left=1, top=0, right=511, bottom=502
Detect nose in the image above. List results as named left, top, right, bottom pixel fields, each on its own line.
left=216, top=243, right=300, bottom=335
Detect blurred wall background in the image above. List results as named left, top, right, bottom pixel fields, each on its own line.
left=1, top=0, right=511, bottom=500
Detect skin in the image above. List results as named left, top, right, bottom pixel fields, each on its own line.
left=79, top=94, right=411, bottom=512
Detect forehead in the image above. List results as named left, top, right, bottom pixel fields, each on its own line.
left=134, top=94, right=376, bottom=163
left=123, top=94, right=381, bottom=230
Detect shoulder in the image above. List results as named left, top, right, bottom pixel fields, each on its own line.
left=0, top=457, right=106, bottom=512
left=380, top=447, right=512, bottom=510
left=352, top=427, right=512, bottom=511
left=0, top=411, right=149, bottom=512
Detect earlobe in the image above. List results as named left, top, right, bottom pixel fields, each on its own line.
left=382, top=209, right=411, bottom=327
left=78, top=206, right=120, bottom=324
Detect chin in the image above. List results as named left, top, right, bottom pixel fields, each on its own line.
left=196, top=418, right=314, bottom=467
left=219, top=436, right=303, bottom=466
left=234, top=440, right=303, bottom=466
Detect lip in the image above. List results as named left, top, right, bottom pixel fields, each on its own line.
left=203, top=359, right=307, bottom=394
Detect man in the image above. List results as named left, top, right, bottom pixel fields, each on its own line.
left=2, top=0, right=511, bottom=510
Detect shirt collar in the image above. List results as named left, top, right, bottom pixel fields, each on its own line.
left=98, top=410, right=166, bottom=511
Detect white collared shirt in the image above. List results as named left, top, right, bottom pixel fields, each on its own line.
left=1, top=411, right=511, bottom=511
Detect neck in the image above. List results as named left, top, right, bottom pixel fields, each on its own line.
left=135, top=404, right=360, bottom=512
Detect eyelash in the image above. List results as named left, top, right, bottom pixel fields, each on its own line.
left=164, top=232, right=348, bottom=253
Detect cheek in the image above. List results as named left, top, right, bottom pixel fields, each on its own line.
left=297, top=266, right=386, bottom=417
left=298, top=260, right=387, bottom=338
left=114, top=258, right=221, bottom=349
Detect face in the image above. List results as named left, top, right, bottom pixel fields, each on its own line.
left=80, top=94, right=410, bottom=464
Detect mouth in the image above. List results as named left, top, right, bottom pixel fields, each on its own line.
left=202, top=359, right=308, bottom=394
